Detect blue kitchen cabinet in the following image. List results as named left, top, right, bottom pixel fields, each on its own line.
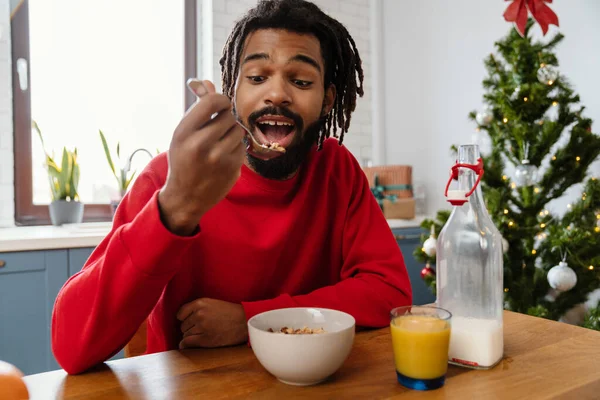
left=68, top=247, right=95, bottom=276
left=392, top=227, right=436, bottom=306
left=0, top=250, right=68, bottom=375
left=0, top=247, right=125, bottom=376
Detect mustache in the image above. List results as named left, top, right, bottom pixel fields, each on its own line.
left=247, top=106, right=304, bottom=132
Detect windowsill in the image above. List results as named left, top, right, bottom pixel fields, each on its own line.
left=0, top=217, right=430, bottom=253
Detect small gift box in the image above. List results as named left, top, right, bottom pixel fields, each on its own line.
left=364, top=165, right=415, bottom=219
left=381, top=198, right=416, bottom=219
left=363, top=165, right=413, bottom=198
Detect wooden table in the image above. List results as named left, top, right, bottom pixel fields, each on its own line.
left=24, top=311, right=600, bottom=399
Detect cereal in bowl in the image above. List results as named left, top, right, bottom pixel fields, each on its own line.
left=268, top=326, right=326, bottom=334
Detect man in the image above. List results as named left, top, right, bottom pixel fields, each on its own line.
left=51, top=0, right=412, bottom=374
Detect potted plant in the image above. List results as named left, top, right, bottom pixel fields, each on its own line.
left=98, top=130, right=137, bottom=215
left=33, top=121, right=83, bottom=226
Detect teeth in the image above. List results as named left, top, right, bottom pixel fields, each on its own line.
left=259, top=120, right=293, bottom=126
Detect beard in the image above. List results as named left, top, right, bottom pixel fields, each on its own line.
left=236, top=106, right=325, bottom=180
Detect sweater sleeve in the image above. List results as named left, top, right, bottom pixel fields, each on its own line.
left=51, top=163, right=200, bottom=374
left=242, top=155, right=413, bottom=328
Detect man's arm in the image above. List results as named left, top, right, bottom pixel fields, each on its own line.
left=52, top=79, right=245, bottom=374
left=51, top=166, right=200, bottom=375
left=242, top=156, right=413, bottom=327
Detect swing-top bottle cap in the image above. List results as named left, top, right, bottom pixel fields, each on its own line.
left=447, top=190, right=468, bottom=206
left=444, top=149, right=484, bottom=206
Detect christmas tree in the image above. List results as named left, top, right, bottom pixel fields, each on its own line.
left=415, top=6, right=600, bottom=329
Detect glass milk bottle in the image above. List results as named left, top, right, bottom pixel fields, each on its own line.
left=436, top=144, right=504, bottom=369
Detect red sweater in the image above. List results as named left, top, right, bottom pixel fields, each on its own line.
left=51, top=138, right=412, bottom=374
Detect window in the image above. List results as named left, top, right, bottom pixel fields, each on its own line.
left=11, top=0, right=198, bottom=225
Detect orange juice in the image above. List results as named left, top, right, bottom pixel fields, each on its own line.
left=390, top=315, right=451, bottom=380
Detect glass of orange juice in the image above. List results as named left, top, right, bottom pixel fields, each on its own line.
left=390, top=305, right=452, bottom=390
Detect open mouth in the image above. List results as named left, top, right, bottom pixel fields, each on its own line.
left=254, top=115, right=296, bottom=149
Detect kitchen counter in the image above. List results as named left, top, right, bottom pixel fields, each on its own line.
left=0, top=222, right=113, bottom=252
left=0, top=217, right=429, bottom=252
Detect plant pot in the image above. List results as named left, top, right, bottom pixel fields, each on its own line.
left=110, top=199, right=121, bottom=218
left=49, top=200, right=84, bottom=226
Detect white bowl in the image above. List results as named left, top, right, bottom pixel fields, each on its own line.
left=247, top=307, right=356, bottom=386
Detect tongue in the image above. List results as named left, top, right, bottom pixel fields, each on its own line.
left=261, top=125, right=291, bottom=142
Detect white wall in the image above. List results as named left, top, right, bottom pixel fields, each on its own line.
left=382, top=0, right=600, bottom=215
left=206, top=0, right=374, bottom=164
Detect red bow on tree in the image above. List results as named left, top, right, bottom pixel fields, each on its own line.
left=504, top=0, right=559, bottom=36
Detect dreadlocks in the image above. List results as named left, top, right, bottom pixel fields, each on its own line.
left=219, top=0, right=364, bottom=150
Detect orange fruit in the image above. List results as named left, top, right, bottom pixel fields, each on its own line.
left=0, top=360, right=29, bottom=400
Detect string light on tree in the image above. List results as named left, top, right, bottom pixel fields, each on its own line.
left=422, top=225, right=437, bottom=257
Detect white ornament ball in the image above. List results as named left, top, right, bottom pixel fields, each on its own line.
left=476, top=109, right=494, bottom=126
left=502, top=237, right=509, bottom=254
left=537, top=65, right=558, bottom=85
left=422, top=236, right=437, bottom=257
left=514, top=162, right=538, bottom=187
left=547, top=261, right=577, bottom=292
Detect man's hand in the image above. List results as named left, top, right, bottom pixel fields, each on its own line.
left=158, top=80, right=246, bottom=236
left=176, top=298, right=249, bottom=349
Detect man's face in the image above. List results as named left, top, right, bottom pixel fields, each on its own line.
left=233, top=29, right=335, bottom=179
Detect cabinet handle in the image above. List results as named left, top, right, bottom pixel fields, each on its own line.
left=0, top=260, right=5, bottom=268
left=394, top=234, right=422, bottom=241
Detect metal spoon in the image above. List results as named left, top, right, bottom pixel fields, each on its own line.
left=186, top=79, right=285, bottom=156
